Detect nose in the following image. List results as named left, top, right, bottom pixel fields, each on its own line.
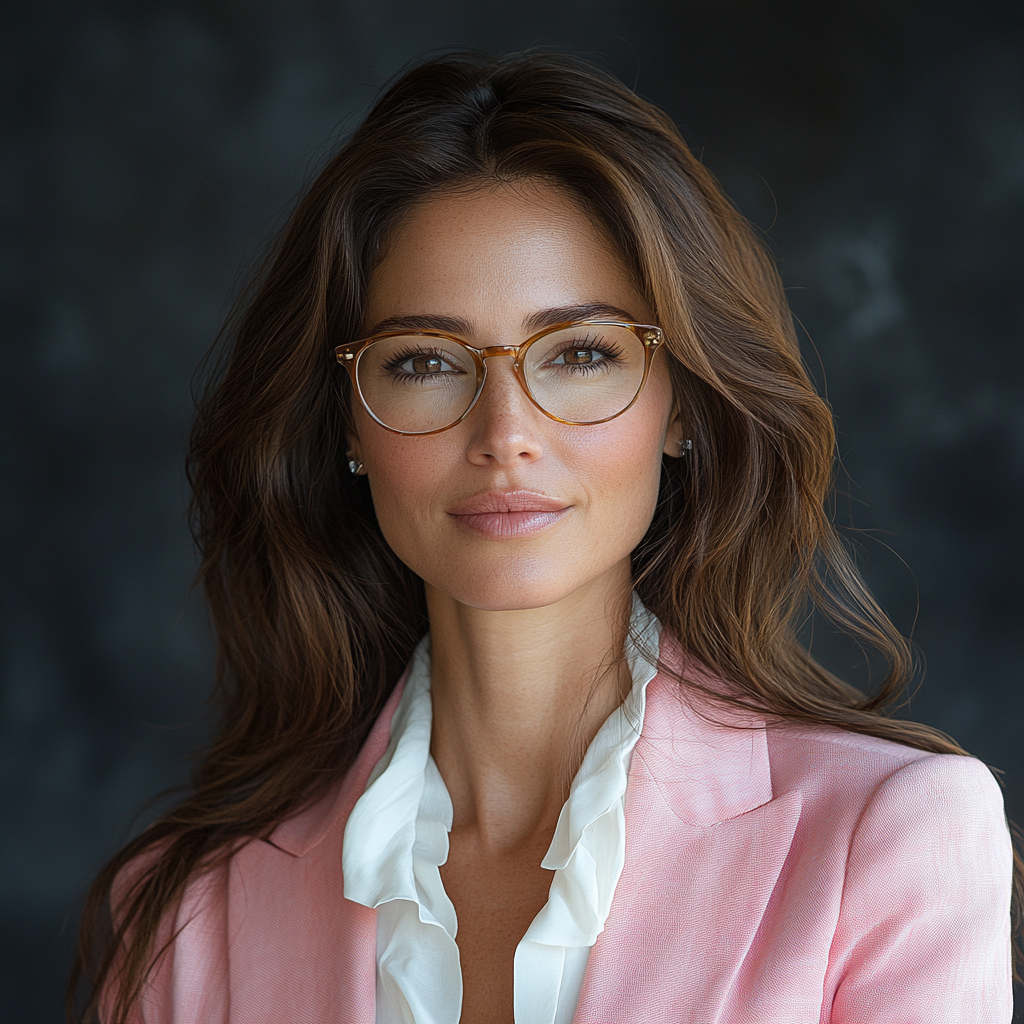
left=463, top=353, right=544, bottom=466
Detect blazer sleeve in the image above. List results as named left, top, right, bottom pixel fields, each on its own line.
left=827, top=752, right=1014, bottom=1023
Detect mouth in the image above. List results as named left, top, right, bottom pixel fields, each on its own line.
left=447, top=490, right=572, bottom=539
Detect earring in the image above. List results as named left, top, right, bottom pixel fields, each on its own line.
left=679, top=439, right=693, bottom=455
left=348, top=458, right=363, bottom=475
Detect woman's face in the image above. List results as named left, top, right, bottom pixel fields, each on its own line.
left=348, top=180, right=681, bottom=611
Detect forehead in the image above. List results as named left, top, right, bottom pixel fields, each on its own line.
left=363, top=181, right=649, bottom=336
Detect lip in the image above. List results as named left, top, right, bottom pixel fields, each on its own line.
left=448, top=489, right=572, bottom=538
left=448, top=490, right=570, bottom=515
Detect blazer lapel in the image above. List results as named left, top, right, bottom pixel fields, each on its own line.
left=222, top=677, right=407, bottom=1024
left=573, top=660, right=802, bottom=1023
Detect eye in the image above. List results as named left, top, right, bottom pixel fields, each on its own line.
left=383, top=347, right=464, bottom=377
left=408, top=354, right=446, bottom=374
left=557, top=348, right=600, bottom=366
left=545, top=337, right=622, bottom=370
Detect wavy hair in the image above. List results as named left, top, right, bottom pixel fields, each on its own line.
left=70, top=51, right=1022, bottom=1021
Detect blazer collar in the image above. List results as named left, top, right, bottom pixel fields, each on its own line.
left=267, top=630, right=773, bottom=858
left=634, top=634, right=774, bottom=826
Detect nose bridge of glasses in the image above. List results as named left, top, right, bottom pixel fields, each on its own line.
left=478, top=344, right=520, bottom=362
left=470, top=344, right=536, bottom=418
left=475, top=344, right=526, bottom=392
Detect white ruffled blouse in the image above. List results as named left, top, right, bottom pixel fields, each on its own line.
left=342, top=595, right=661, bottom=1024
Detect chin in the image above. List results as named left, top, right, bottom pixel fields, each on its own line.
left=424, top=553, right=593, bottom=613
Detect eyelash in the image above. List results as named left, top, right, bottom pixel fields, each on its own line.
left=382, top=346, right=464, bottom=378
left=547, top=335, right=624, bottom=365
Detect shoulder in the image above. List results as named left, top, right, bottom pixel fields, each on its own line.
left=763, top=718, right=1012, bottom=915
left=652, top=636, right=994, bottom=813
left=761, top=721, right=1012, bottom=1016
left=766, top=718, right=931, bottom=786
left=638, top=655, right=1007, bottom=838
left=798, top=730, right=1016, bottom=1017
left=101, top=683, right=404, bottom=1020
left=764, top=718, right=1005, bottom=821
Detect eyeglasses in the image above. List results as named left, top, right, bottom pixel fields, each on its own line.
left=335, top=319, right=665, bottom=436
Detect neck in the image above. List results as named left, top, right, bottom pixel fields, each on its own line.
left=426, top=565, right=635, bottom=853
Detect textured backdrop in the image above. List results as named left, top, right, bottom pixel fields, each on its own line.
left=2, top=1, right=1022, bottom=1019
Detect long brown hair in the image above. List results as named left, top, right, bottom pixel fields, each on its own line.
left=70, top=51, right=1022, bottom=1021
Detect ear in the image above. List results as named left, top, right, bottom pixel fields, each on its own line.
left=662, top=400, right=686, bottom=458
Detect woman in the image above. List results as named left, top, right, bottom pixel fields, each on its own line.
left=72, top=52, right=1018, bottom=1023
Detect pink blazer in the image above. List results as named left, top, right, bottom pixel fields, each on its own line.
left=119, top=642, right=1013, bottom=1023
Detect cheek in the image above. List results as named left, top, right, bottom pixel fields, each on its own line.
left=566, top=398, right=670, bottom=541
left=363, top=441, right=430, bottom=527
left=356, top=423, right=453, bottom=568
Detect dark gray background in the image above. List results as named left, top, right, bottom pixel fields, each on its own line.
left=2, top=1, right=1022, bottom=1020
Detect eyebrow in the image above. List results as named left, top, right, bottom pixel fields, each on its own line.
left=523, top=303, right=640, bottom=332
left=364, top=303, right=641, bottom=338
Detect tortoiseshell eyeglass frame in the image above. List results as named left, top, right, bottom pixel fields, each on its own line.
left=334, top=319, right=665, bottom=436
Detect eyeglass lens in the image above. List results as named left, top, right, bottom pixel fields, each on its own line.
left=355, top=323, right=647, bottom=433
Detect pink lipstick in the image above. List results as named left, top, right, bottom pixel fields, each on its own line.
left=447, top=490, right=572, bottom=538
